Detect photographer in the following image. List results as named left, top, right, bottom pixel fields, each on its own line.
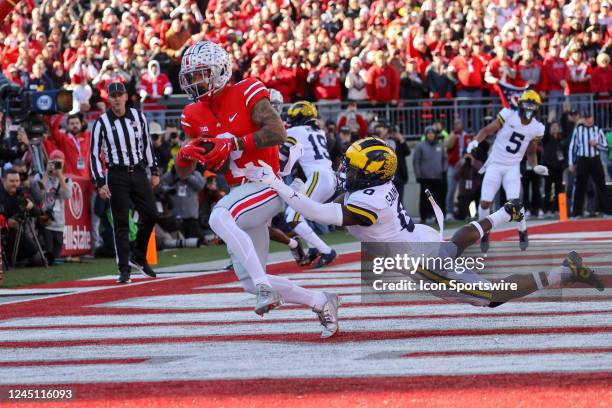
left=37, top=150, right=72, bottom=263
left=150, top=122, right=172, bottom=172
left=165, top=126, right=182, bottom=172
left=44, top=113, right=91, bottom=178
left=0, top=169, right=44, bottom=266
left=0, top=122, right=31, bottom=165
left=162, top=165, right=205, bottom=240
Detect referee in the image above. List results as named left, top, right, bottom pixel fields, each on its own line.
left=568, top=110, right=611, bottom=217
left=90, top=82, right=159, bottom=283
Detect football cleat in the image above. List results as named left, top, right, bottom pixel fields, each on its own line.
left=563, top=251, right=604, bottom=291
left=503, top=199, right=525, bottom=222
left=519, top=230, right=529, bottom=251
left=254, top=284, right=284, bottom=316
left=301, top=248, right=320, bottom=266
left=290, top=241, right=306, bottom=265
left=314, top=249, right=337, bottom=269
left=117, top=269, right=131, bottom=284
left=480, top=232, right=490, bottom=253
left=129, top=258, right=156, bottom=278
left=313, top=292, right=339, bottom=339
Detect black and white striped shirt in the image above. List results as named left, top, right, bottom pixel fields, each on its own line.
left=568, top=124, right=609, bottom=166
left=90, top=107, right=157, bottom=186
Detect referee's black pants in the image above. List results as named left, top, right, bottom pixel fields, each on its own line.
left=572, top=157, right=611, bottom=217
left=107, top=166, right=157, bottom=272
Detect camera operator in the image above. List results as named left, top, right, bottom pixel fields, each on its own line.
left=37, top=150, right=72, bottom=263
left=0, top=169, right=44, bottom=266
left=162, top=165, right=205, bottom=241
left=44, top=113, right=91, bottom=178
left=388, top=125, right=411, bottom=203
left=0, top=118, right=31, bottom=165
left=150, top=122, right=172, bottom=172
left=166, top=126, right=182, bottom=172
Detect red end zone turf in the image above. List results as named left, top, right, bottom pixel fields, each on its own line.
left=0, top=219, right=610, bottom=407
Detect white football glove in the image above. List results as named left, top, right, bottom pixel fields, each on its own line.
left=466, top=140, right=479, bottom=154
left=533, top=165, right=549, bottom=176
left=244, top=160, right=278, bottom=185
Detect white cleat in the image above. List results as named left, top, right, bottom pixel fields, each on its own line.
left=254, top=284, right=284, bottom=316
left=313, top=292, right=339, bottom=339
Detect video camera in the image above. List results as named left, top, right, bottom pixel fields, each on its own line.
left=0, top=82, right=73, bottom=143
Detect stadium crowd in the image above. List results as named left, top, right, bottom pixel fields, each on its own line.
left=0, top=0, right=611, bottom=267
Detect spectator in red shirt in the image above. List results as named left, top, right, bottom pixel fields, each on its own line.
left=543, top=43, right=570, bottom=119
left=44, top=113, right=91, bottom=179
left=261, top=52, right=297, bottom=103
left=590, top=52, right=611, bottom=126
left=137, top=60, right=173, bottom=127
left=449, top=42, right=485, bottom=131
left=307, top=53, right=342, bottom=121
left=485, top=46, right=519, bottom=86
left=567, top=46, right=592, bottom=112
left=336, top=102, right=368, bottom=138
left=366, top=51, right=400, bottom=104
left=517, top=49, right=547, bottom=93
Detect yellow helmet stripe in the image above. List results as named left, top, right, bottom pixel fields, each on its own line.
left=346, top=204, right=378, bottom=225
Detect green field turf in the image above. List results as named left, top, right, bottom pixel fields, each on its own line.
left=1, top=229, right=357, bottom=288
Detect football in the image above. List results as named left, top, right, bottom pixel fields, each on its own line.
left=196, top=138, right=230, bottom=174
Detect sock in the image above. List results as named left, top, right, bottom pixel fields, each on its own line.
left=486, top=207, right=512, bottom=229
left=533, top=267, right=569, bottom=289
left=294, top=221, right=332, bottom=254
left=478, top=205, right=490, bottom=224
left=209, top=208, right=270, bottom=287
left=268, top=275, right=327, bottom=309
left=288, top=238, right=298, bottom=249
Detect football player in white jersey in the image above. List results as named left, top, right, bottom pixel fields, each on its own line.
left=282, top=101, right=337, bottom=268
left=466, top=90, right=548, bottom=252
left=246, top=137, right=603, bottom=308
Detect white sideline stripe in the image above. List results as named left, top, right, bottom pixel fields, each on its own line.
left=2, top=314, right=610, bottom=342
left=0, top=347, right=610, bottom=385
left=1, top=301, right=610, bottom=328
left=1, top=332, right=609, bottom=362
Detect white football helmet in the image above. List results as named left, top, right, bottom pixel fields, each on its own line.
left=269, top=88, right=283, bottom=114
left=179, top=41, right=232, bottom=100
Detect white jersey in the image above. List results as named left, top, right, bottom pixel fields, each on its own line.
left=344, top=181, right=418, bottom=242
left=286, top=125, right=333, bottom=177
left=487, top=108, right=545, bottom=167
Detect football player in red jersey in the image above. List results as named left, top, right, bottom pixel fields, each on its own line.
left=175, top=41, right=338, bottom=338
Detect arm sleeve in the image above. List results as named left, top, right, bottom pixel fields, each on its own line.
left=90, top=119, right=106, bottom=187
left=269, top=178, right=344, bottom=226
left=568, top=128, right=577, bottom=166
left=598, top=128, right=609, bottom=151
left=140, top=111, right=157, bottom=168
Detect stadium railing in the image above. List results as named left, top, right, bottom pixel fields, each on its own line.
left=144, top=94, right=610, bottom=140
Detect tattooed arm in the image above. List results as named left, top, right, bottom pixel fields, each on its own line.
left=237, top=98, right=287, bottom=149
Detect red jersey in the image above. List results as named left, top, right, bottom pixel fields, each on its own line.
left=180, top=78, right=279, bottom=185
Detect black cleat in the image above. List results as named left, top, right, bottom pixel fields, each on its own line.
left=117, top=269, right=132, bottom=284
left=301, top=248, right=320, bottom=266
left=290, top=241, right=306, bottom=265
left=504, top=199, right=525, bottom=222
left=315, top=249, right=337, bottom=269
left=563, top=251, right=604, bottom=291
left=480, top=232, right=490, bottom=253
left=519, top=230, right=529, bottom=251
left=129, top=258, right=157, bottom=278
